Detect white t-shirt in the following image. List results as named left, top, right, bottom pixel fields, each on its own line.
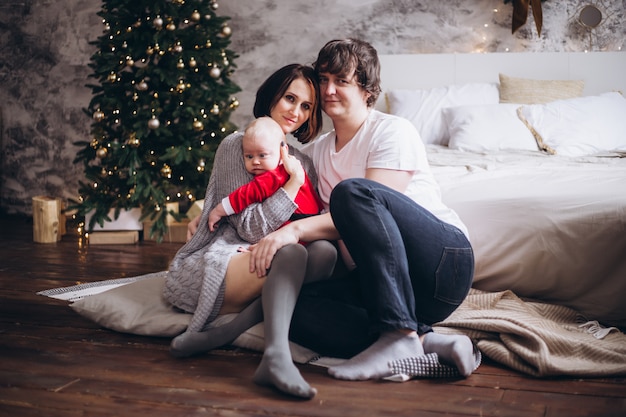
left=303, top=110, right=469, bottom=238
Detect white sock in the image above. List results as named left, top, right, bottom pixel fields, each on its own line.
left=422, top=332, right=476, bottom=377
left=328, top=331, right=424, bottom=381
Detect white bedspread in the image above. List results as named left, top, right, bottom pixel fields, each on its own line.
left=427, top=146, right=626, bottom=327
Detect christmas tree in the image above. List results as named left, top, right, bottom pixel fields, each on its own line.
left=72, top=0, right=240, bottom=241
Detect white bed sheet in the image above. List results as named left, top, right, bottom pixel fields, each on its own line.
left=427, top=146, right=626, bottom=327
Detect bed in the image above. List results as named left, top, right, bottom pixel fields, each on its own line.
left=50, top=51, right=626, bottom=378
left=377, top=51, right=626, bottom=328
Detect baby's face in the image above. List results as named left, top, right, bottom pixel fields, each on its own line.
left=242, top=134, right=282, bottom=175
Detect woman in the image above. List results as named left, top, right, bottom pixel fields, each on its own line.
left=164, top=64, right=335, bottom=399
left=248, top=39, right=477, bottom=381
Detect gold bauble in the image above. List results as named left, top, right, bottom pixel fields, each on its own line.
left=189, top=57, right=197, bottom=67
left=127, top=133, right=140, bottom=147
left=177, top=60, right=185, bottom=69
left=193, top=120, right=204, bottom=131
left=136, top=81, right=148, bottom=91
left=96, top=147, right=108, bottom=158
left=210, top=104, right=220, bottom=115
left=160, top=164, right=172, bottom=178
left=107, top=72, right=117, bottom=82
left=221, top=25, right=231, bottom=36
left=191, top=11, right=201, bottom=21
left=93, top=110, right=105, bottom=121
left=126, top=58, right=134, bottom=67
left=166, top=22, right=176, bottom=31
left=173, top=44, right=183, bottom=53
left=175, top=82, right=186, bottom=93
left=153, top=17, right=163, bottom=29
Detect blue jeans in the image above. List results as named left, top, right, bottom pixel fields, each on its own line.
left=290, top=178, right=474, bottom=358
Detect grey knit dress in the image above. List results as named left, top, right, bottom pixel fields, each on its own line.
left=163, top=132, right=318, bottom=332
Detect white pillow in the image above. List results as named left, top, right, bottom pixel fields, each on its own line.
left=386, top=83, right=499, bottom=145
left=444, top=104, right=538, bottom=152
left=517, top=92, right=626, bottom=157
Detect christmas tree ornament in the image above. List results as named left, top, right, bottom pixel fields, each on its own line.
left=160, top=164, right=172, bottom=178
left=189, top=57, right=197, bottom=67
left=96, top=147, right=108, bottom=158
left=107, top=72, right=117, bottom=82
left=220, top=25, right=231, bottom=37
left=127, top=132, right=141, bottom=147
left=210, top=104, right=219, bottom=115
left=153, top=16, right=163, bottom=29
left=209, top=66, right=221, bottom=78
left=175, top=82, right=186, bottom=93
left=166, top=22, right=176, bottom=31
left=177, top=59, right=185, bottom=69
left=93, top=110, right=105, bottom=121
left=148, top=117, right=160, bottom=129
left=136, top=80, right=148, bottom=91
left=210, top=1, right=219, bottom=11
left=193, top=119, right=204, bottom=131
left=191, top=10, right=201, bottom=21
left=126, top=57, right=135, bottom=67
left=173, top=43, right=183, bottom=53
left=229, top=98, right=239, bottom=109
left=146, top=45, right=154, bottom=55
left=197, top=158, right=206, bottom=172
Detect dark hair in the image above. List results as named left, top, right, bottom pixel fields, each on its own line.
left=314, top=38, right=381, bottom=108
left=253, top=64, right=322, bottom=144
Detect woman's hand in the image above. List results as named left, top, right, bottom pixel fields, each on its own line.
left=249, top=225, right=300, bottom=277
left=187, top=214, right=201, bottom=241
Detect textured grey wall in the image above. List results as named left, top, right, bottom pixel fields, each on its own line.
left=1, top=0, right=624, bottom=215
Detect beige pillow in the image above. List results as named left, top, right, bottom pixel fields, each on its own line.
left=71, top=273, right=191, bottom=337
left=499, top=73, right=585, bottom=104
left=70, top=273, right=321, bottom=363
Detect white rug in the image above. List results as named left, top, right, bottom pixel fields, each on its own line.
left=37, top=272, right=162, bottom=301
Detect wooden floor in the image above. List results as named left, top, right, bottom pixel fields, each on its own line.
left=1, top=213, right=625, bottom=417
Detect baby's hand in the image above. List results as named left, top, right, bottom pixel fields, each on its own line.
left=208, top=203, right=226, bottom=232
left=280, top=143, right=305, bottom=186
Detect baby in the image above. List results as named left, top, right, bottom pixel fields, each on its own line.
left=208, top=116, right=324, bottom=232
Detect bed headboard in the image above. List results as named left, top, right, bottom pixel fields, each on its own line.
left=377, top=52, right=626, bottom=111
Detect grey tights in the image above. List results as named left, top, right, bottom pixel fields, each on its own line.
left=169, top=240, right=337, bottom=397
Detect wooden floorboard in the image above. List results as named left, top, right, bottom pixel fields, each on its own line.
left=1, top=213, right=625, bottom=417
